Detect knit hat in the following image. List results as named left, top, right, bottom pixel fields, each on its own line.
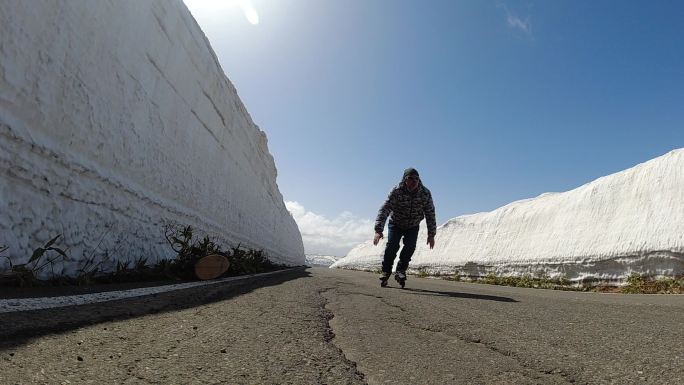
left=403, top=168, right=419, bottom=179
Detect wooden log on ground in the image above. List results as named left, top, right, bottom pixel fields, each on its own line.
left=194, top=254, right=230, bottom=280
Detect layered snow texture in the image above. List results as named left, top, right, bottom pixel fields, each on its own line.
left=0, top=0, right=304, bottom=275
left=333, top=150, right=684, bottom=282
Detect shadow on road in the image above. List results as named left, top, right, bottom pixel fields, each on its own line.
left=401, top=287, right=518, bottom=303
left=0, top=267, right=311, bottom=350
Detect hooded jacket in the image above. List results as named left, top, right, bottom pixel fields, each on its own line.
left=374, top=173, right=437, bottom=238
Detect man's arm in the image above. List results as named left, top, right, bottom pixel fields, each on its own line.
left=374, top=188, right=395, bottom=240
left=424, top=189, right=436, bottom=249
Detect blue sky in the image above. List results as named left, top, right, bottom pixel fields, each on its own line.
left=183, top=0, right=683, bottom=255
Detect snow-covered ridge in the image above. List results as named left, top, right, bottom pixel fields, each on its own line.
left=305, top=255, right=342, bottom=267
left=0, top=1, right=304, bottom=274
left=332, top=149, right=684, bottom=281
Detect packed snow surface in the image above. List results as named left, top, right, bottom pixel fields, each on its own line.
left=0, top=1, right=304, bottom=275
left=332, top=150, right=684, bottom=282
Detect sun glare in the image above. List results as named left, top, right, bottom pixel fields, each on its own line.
left=242, top=3, right=260, bottom=25
left=184, top=0, right=260, bottom=25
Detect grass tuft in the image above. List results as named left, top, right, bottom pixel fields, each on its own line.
left=620, top=273, right=684, bottom=294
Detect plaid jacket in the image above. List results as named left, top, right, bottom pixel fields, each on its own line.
left=374, top=182, right=437, bottom=238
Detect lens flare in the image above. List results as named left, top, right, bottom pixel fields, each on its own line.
left=241, top=2, right=259, bottom=25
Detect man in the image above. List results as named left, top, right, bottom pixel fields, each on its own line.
left=374, top=168, right=436, bottom=288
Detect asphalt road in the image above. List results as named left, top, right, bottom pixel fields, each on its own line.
left=1, top=267, right=682, bottom=384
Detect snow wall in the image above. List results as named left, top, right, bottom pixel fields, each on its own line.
left=0, top=0, right=305, bottom=275
left=333, top=150, right=684, bottom=282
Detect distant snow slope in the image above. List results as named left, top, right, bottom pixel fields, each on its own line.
left=305, top=255, right=342, bottom=267
left=332, top=150, right=684, bottom=282
left=0, top=1, right=304, bottom=275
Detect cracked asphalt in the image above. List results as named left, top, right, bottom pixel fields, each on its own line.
left=324, top=268, right=683, bottom=385
left=1, top=267, right=683, bottom=384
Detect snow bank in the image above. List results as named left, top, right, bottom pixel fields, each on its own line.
left=332, top=150, right=684, bottom=282
left=0, top=0, right=304, bottom=275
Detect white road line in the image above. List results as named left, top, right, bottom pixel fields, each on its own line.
left=0, top=268, right=298, bottom=313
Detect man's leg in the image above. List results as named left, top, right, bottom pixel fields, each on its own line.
left=381, top=224, right=403, bottom=275
left=396, top=225, right=420, bottom=273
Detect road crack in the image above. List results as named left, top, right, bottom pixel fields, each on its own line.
left=325, top=282, right=576, bottom=383
left=401, top=319, right=580, bottom=384
left=318, top=287, right=368, bottom=384
left=335, top=288, right=409, bottom=313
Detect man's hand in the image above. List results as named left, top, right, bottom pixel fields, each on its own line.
left=373, top=232, right=383, bottom=245
left=427, top=236, right=435, bottom=249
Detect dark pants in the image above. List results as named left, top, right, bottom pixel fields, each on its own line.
left=382, top=223, right=420, bottom=274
